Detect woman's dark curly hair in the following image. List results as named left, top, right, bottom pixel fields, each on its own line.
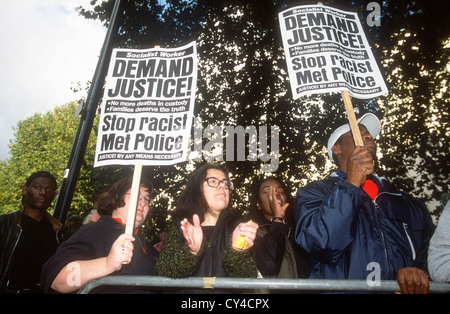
left=94, top=176, right=154, bottom=216
left=172, top=163, right=232, bottom=223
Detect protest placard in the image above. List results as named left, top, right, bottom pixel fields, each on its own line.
left=94, top=41, right=198, bottom=167
left=278, top=4, right=388, bottom=100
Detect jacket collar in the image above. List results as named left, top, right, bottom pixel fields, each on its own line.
left=16, top=207, right=62, bottom=232
left=331, top=170, right=387, bottom=186
left=330, top=170, right=402, bottom=197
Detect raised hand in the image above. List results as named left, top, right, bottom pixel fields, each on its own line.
left=268, top=186, right=289, bottom=220
left=346, top=146, right=375, bottom=187
left=181, top=214, right=203, bottom=255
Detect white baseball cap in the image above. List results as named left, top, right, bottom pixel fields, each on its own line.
left=327, top=113, right=381, bottom=160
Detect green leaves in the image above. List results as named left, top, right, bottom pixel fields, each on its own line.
left=0, top=103, right=78, bottom=213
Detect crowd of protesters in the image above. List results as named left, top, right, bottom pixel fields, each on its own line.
left=0, top=113, right=448, bottom=294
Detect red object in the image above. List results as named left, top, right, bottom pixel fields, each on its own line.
left=362, top=179, right=378, bottom=200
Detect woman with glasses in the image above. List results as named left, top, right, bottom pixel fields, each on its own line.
left=40, top=176, right=159, bottom=293
left=155, top=163, right=259, bottom=289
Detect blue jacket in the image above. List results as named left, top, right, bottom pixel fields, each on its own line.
left=294, top=171, right=434, bottom=280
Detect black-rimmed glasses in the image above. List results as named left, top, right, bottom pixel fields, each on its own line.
left=125, top=192, right=151, bottom=206
left=205, top=177, right=233, bottom=190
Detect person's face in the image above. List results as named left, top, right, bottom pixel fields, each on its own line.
left=116, top=185, right=151, bottom=227
left=22, top=177, right=56, bottom=211
left=202, top=169, right=230, bottom=213
left=257, top=179, right=287, bottom=217
left=332, top=125, right=377, bottom=163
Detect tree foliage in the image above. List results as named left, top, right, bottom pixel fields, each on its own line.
left=0, top=103, right=94, bottom=216
left=0, top=0, right=448, bottom=240
left=78, top=0, right=450, bottom=220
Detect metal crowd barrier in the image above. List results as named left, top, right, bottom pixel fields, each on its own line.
left=77, top=275, right=450, bottom=294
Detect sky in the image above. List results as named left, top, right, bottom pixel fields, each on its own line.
left=0, top=0, right=106, bottom=160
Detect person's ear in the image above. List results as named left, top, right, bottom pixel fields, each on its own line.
left=331, top=144, right=342, bottom=156
left=22, top=185, right=28, bottom=197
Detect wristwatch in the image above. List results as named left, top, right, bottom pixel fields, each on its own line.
left=271, top=217, right=285, bottom=224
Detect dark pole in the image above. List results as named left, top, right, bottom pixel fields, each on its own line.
left=52, top=103, right=85, bottom=222
left=52, top=0, right=124, bottom=225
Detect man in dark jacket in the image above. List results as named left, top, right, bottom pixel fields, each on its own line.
left=0, top=171, right=62, bottom=293
left=294, top=113, right=434, bottom=294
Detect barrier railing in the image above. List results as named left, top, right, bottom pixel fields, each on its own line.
left=77, top=275, right=450, bottom=294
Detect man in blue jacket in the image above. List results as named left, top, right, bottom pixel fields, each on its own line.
left=294, top=113, right=434, bottom=293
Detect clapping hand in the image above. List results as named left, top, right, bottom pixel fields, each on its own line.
left=181, top=214, right=203, bottom=255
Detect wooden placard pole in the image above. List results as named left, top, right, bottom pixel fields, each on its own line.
left=125, top=164, right=143, bottom=235
left=125, top=44, right=160, bottom=235
left=341, top=90, right=372, bottom=175
left=341, top=90, right=364, bottom=147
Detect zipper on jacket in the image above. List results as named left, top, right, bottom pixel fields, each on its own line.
left=372, top=200, right=390, bottom=276
left=55, top=228, right=61, bottom=245
left=373, top=191, right=402, bottom=202
left=402, top=222, right=416, bottom=261
left=3, top=224, right=22, bottom=287
left=372, top=191, right=414, bottom=277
